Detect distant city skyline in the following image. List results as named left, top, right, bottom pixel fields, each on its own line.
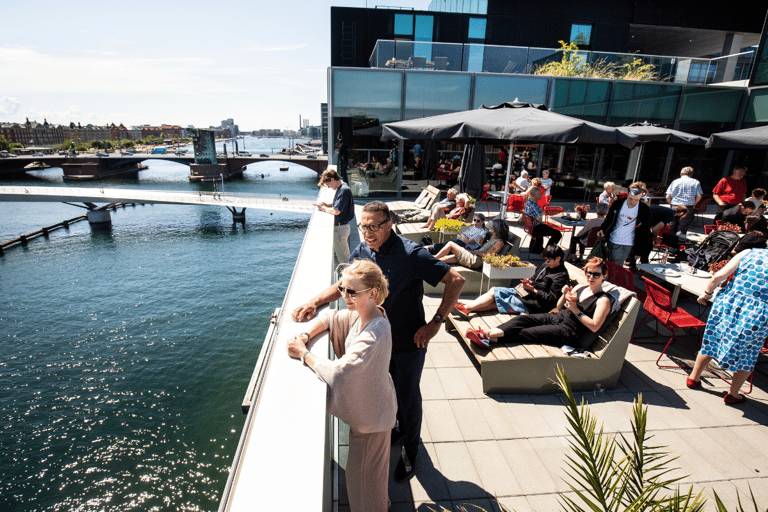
left=2, top=0, right=429, bottom=131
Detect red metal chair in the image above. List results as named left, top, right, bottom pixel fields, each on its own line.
left=479, top=184, right=501, bottom=213
left=704, top=225, right=717, bottom=235
left=693, top=197, right=712, bottom=226
left=506, top=194, right=525, bottom=219
left=605, top=260, right=645, bottom=302
left=543, top=205, right=563, bottom=223
left=631, top=277, right=706, bottom=369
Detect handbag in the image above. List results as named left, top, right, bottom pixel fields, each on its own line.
left=588, top=234, right=607, bottom=260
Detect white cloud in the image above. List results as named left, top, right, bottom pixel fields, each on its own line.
left=0, top=97, right=21, bottom=117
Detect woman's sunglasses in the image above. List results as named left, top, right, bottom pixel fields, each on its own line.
left=585, top=271, right=603, bottom=278
left=337, top=284, right=372, bottom=297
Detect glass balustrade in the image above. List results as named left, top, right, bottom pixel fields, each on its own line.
left=368, top=40, right=755, bottom=85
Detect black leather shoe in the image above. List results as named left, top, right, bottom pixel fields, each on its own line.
left=391, top=428, right=404, bottom=446
left=394, top=447, right=417, bottom=483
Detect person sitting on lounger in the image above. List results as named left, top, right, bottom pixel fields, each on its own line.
left=420, top=193, right=470, bottom=230
left=464, top=257, right=611, bottom=349
left=396, top=188, right=457, bottom=223
left=432, top=219, right=508, bottom=269
left=454, top=245, right=568, bottom=317
left=426, top=213, right=487, bottom=254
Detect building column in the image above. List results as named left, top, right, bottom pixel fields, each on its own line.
left=715, top=33, right=745, bottom=83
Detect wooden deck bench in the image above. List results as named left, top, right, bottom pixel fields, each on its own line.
left=386, top=185, right=441, bottom=213
left=446, top=285, right=641, bottom=394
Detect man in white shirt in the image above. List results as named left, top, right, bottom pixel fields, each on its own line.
left=514, top=170, right=530, bottom=192
left=599, top=182, right=651, bottom=266
left=665, top=166, right=703, bottom=235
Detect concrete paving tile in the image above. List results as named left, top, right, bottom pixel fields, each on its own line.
left=632, top=360, right=686, bottom=391
left=704, top=426, right=768, bottom=476
left=732, top=477, right=768, bottom=507
left=701, top=480, right=748, bottom=512
left=447, top=342, right=475, bottom=368
left=424, top=349, right=436, bottom=369
left=681, top=428, right=757, bottom=479
left=731, top=424, right=768, bottom=459
left=430, top=343, right=462, bottom=368
left=423, top=400, right=463, bottom=442
left=410, top=443, right=451, bottom=503
left=683, top=386, right=768, bottom=427
left=436, top=367, right=475, bottom=399
left=476, top=397, right=526, bottom=440
left=638, top=390, right=696, bottom=430
left=422, top=368, right=448, bottom=401
left=433, top=442, right=489, bottom=500
left=414, top=500, right=451, bottom=512
left=624, top=341, right=666, bottom=362
left=466, top=440, right=524, bottom=497
left=616, top=362, right=656, bottom=391
left=421, top=410, right=433, bottom=444
left=530, top=395, right=571, bottom=436
left=499, top=397, right=555, bottom=438
left=497, top=439, right=558, bottom=495
left=450, top=399, right=495, bottom=441
left=494, top=496, right=533, bottom=512
left=526, top=436, right=571, bottom=493
left=651, top=429, right=725, bottom=484
left=459, top=367, right=487, bottom=399
left=525, top=492, right=565, bottom=512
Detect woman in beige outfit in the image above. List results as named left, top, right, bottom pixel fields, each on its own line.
left=287, top=260, right=397, bottom=512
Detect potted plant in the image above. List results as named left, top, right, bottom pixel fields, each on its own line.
left=481, top=254, right=536, bottom=280
left=574, top=204, right=590, bottom=220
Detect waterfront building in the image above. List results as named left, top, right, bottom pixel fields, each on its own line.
left=0, top=119, right=66, bottom=146
left=327, top=0, right=768, bottom=193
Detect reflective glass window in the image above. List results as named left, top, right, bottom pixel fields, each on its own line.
left=678, top=85, right=744, bottom=135
left=468, top=17, right=487, bottom=41
left=552, top=78, right=611, bottom=123
left=609, top=82, right=681, bottom=126
left=404, top=72, right=471, bottom=119
left=415, top=15, right=433, bottom=42
left=473, top=75, right=548, bottom=108
left=742, top=87, right=768, bottom=126
left=570, top=24, right=592, bottom=47
left=394, top=14, right=413, bottom=36
left=332, top=69, right=403, bottom=122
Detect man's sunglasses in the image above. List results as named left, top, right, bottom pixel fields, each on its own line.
left=337, top=284, right=372, bottom=297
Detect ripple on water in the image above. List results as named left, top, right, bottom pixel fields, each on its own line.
left=0, top=160, right=316, bottom=511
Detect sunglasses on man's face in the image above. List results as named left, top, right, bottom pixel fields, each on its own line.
left=337, top=284, right=372, bottom=297
left=629, top=188, right=644, bottom=196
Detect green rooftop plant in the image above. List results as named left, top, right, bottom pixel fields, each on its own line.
left=534, top=41, right=658, bottom=82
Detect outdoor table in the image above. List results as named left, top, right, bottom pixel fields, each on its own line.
left=637, top=262, right=717, bottom=308
left=555, top=215, right=588, bottom=238
left=645, top=195, right=666, bottom=204
left=486, top=191, right=506, bottom=217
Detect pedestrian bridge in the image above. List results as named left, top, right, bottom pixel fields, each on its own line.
left=0, top=186, right=317, bottom=223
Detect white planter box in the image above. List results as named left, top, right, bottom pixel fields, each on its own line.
left=481, top=262, right=536, bottom=280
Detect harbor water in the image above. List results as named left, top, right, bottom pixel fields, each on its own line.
left=0, top=138, right=320, bottom=511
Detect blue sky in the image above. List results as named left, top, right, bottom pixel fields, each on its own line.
left=2, top=0, right=428, bottom=131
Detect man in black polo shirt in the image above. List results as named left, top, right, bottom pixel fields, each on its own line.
left=292, top=201, right=465, bottom=483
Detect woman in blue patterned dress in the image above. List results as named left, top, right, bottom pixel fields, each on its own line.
left=688, top=249, right=768, bottom=404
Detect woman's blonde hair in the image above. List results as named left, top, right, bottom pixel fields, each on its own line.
left=343, top=259, right=389, bottom=305
left=455, top=193, right=470, bottom=206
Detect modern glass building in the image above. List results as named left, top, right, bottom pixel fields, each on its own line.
left=328, top=1, right=768, bottom=194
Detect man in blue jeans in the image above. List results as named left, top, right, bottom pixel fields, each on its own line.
left=598, top=182, right=651, bottom=267
left=292, top=201, right=465, bottom=483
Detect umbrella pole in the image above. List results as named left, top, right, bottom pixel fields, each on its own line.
left=501, top=142, right=515, bottom=219
left=397, top=139, right=404, bottom=200
left=631, top=144, right=644, bottom=183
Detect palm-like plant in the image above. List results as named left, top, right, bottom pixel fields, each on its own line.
left=554, top=366, right=707, bottom=512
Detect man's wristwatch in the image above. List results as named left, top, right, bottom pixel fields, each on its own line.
left=431, top=313, right=445, bottom=324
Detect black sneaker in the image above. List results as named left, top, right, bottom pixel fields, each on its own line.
left=394, top=447, right=417, bottom=483
left=391, top=427, right=404, bottom=446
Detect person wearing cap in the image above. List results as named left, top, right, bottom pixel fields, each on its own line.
left=598, top=182, right=651, bottom=266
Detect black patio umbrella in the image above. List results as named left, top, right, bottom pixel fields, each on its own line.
left=458, top=141, right=486, bottom=199
left=706, top=125, right=768, bottom=149
left=617, top=121, right=708, bottom=181
left=382, top=101, right=637, bottom=210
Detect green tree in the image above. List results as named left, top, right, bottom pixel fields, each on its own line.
left=0, top=135, right=10, bottom=152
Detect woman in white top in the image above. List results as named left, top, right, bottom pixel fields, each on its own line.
left=599, top=181, right=616, bottom=205
left=541, top=169, right=553, bottom=197
left=287, top=260, right=396, bottom=512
